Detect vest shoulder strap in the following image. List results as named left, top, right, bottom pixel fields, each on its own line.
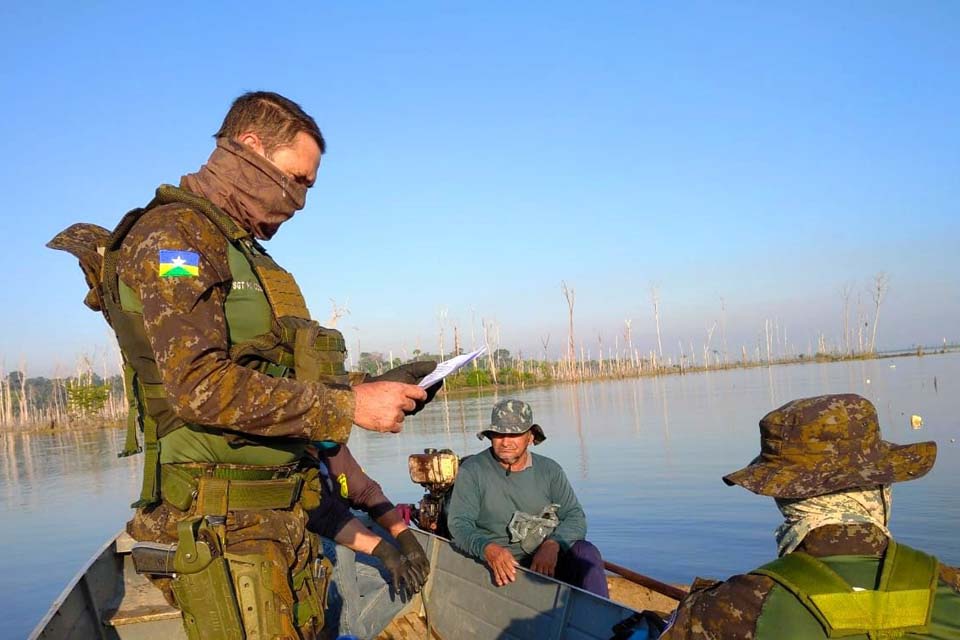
left=753, top=541, right=938, bottom=637
left=152, top=184, right=249, bottom=240
left=100, top=185, right=253, bottom=505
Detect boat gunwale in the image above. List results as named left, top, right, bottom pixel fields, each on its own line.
left=28, top=529, right=124, bottom=640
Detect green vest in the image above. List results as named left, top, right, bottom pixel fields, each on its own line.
left=752, top=541, right=960, bottom=639
left=100, top=185, right=348, bottom=506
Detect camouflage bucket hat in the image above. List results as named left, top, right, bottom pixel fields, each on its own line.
left=477, top=399, right=546, bottom=445
left=723, top=393, right=936, bottom=499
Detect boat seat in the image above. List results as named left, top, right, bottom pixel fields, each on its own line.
left=101, top=536, right=182, bottom=629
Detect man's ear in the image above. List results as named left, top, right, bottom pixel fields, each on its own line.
left=237, top=132, right=266, bottom=156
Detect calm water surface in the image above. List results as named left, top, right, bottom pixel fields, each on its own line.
left=2, top=354, right=958, bottom=638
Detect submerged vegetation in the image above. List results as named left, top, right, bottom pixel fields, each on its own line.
left=2, top=341, right=956, bottom=433
left=5, top=272, right=957, bottom=432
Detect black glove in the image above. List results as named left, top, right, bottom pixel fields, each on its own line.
left=396, top=529, right=430, bottom=592
left=371, top=539, right=424, bottom=594
left=369, top=360, right=436, bottom=385
left=369, top=361, right=442, bottom=415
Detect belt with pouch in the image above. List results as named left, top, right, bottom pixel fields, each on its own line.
left=160, top=463, right=304, bottom=513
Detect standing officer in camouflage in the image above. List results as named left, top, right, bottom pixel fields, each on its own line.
left=447, top=399, right=609, bottom=596
left=49, top=91, right=430, bottom=640
left=662, top=393, right=960, bottom=639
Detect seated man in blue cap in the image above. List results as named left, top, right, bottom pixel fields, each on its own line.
left=447, top=399, right=609, bottom=596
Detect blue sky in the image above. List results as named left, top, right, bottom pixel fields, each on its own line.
left=1, top=1, right=957, bottom=375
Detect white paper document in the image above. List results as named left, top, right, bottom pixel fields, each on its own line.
left=418, top=346, right=488, bottom=388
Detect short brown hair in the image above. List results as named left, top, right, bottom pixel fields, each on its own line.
left=215, top=91, right=326, bottom=155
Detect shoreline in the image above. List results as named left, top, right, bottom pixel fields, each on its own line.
left=436, top=347, right=958, bottom=400
left=2, top=348, right=956, bottom=435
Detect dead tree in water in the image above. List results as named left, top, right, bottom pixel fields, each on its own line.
left=18, top=360, right=29, bottom=426
left=840, top=283, right=852, bottom=355
left=540, top=334, right=551, bottom=362
left=597, top=332, right=604, bottom=376
left=650, top=285, right=664, bottom=366
left=0, top=358, right=7, bottom=427
left=704, top=322, right=717, bottom=368
left=719, top=297, right=728, bottom=365
left=869, top=272, right=890, bottom=354
left=437, top=308, right=448, bottom=362
left=483, top=319, right=498, bottom=384
left=561, top=281, right=576, bottom=374
left=327, top=298, right=350, bottom=328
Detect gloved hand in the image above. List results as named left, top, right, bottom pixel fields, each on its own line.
left=396, top=529, right=430, bottom=591
left=368, top=361, right=442, bottom=415
left=371, top=539, right=425, bottom=594
left=369, top=360, right=435, bottom=385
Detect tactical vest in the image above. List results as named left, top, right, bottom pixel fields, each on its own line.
left=751, top=540, right=960, bottom=639
left=97, top=185, right=349, bottom=507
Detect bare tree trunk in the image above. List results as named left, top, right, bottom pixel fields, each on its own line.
left=540, top=334, right=550, bottom=364
left=651, top=285, right=663, bottom=364
left=327, top=298, right=350, bottom=328
left=856, top=292, right=865, bottom=354
left=561, top=281, right=576, bottom=371
left=719, top=296, right=728, bottom=365
left=869, top=272, right=890, bottom=354
left=840, top=284, right=852, bottom=355
left=18, top=359, right=28, bottom=426
left=765, top=319, right=772, bottom=363
left=2, top=360, right=11, bottom=427
left=438, top=308, right=447, bottom=362
left=704, top=322, right=717, bottom=368
left=483, top=319, right=498, bottom=384
left=0, top=359, right=6, bottom=427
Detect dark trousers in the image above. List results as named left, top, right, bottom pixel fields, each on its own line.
left=555, top=540, right=609, bottom=598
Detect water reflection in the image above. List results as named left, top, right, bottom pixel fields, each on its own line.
left=3, top=354, right=959, bottom=638
left=571, top=385, right=588, bottom=479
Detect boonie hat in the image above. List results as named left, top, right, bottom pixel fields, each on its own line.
left=477, top=399, right=546, bottom=445
left=723, top=393, right=936, bottom=499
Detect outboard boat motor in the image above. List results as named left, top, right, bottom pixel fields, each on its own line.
left=407, top=448, right=459, bottom=537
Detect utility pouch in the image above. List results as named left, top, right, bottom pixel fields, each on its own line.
left=509, top=504, right=561, bottom=555
left=298, top=466, right=322, bottom=511
left=131, top=541, right=178, bottom=577
left=160, top=464, right=200, bottom=511
left=169, top=518, right=244, bottom=640
left=293, top=555, right=331, bottom=631
left=290, top=532, right=330, bottom=633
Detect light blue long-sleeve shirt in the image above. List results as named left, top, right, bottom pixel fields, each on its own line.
left=447, top=448, right=587, bottom=560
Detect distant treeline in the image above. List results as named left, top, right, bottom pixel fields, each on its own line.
left=3, top=340, right=956, bottom=432
left=356, top=341, right=960, bottom=393
left=0, top=369, right=126, bottom=431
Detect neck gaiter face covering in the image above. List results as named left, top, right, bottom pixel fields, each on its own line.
left=774, top=486, right=892, bottom=556
left=181, top=138, right=308, bottom=240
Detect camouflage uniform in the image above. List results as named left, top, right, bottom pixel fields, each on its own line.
left=51, top=137, right=361, bottom=639
left=662, top=394, right=959, bottom=640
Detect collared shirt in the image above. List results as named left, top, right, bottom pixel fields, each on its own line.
left=447, top=448, right=587, bottom=561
